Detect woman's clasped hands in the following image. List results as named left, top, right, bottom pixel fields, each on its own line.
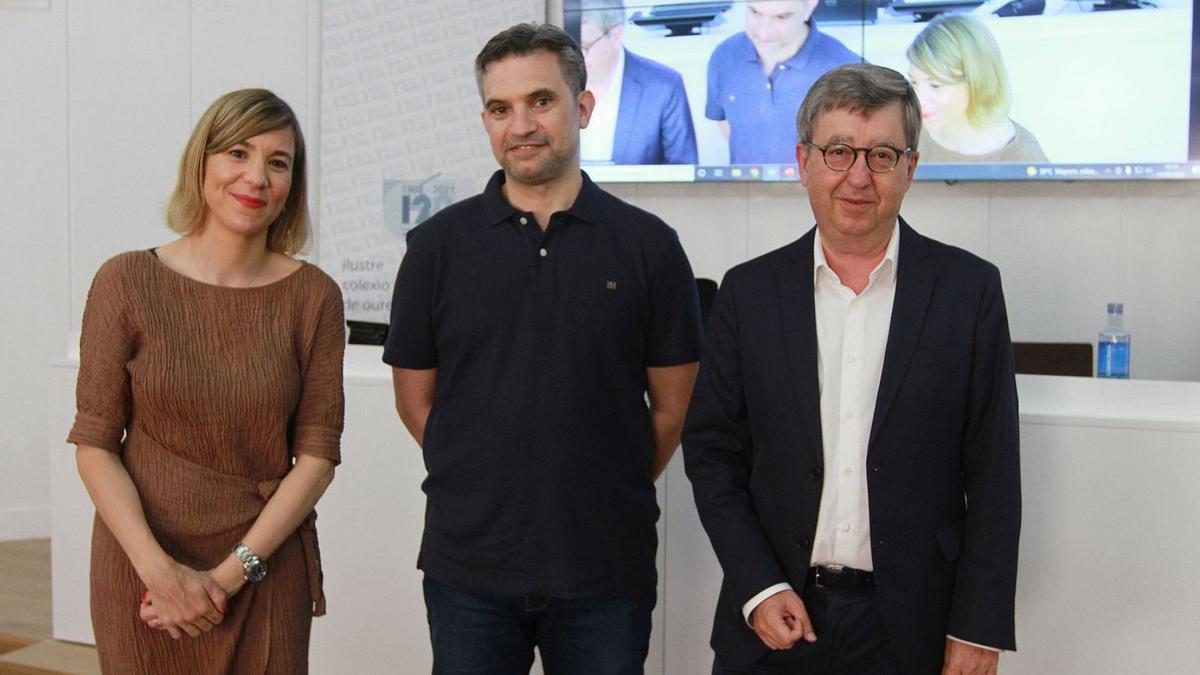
left=137, top=558, right=240, bottom=639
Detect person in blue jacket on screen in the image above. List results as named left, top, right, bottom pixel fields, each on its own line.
left=578, top=0, right=699, bottom=165
left=706, top=0, right=860, bottom=165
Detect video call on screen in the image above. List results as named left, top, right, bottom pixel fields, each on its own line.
left=564, top=0, right=1200, bottom=182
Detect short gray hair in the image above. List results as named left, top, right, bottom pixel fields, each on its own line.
left=579, top=0, right=626, bottom=32
left=796, top=63, right=922, bottom=151
left=474, top=23, right=586, bottom=99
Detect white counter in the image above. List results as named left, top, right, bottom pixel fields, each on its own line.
left=50, top=349, right=1200, bottom=673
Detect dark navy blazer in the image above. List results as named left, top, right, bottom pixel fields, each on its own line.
left=683, top=220, right=1021, bottom=673
left=611, top=50, right=698, bottom=165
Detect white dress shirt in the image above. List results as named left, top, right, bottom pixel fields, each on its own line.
left=580, top=47, right=625, bottom=164
left=741, top=223, right=898, bottom=623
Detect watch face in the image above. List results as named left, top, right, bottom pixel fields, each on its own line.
left=246, top=561, right=268, bottom=583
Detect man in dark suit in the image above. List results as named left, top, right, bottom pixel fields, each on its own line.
left=579, top=0, right=698, bottom=165
left=683, top=63, right=1020, bottom=675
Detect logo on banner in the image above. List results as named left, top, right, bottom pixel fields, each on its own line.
left=383, top=174, right=457, bottom=240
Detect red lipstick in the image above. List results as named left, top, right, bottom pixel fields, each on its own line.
left=233, top=194, right=267, bottom=209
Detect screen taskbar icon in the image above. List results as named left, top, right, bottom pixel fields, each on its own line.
left=695, top=164, right=800, bottom=182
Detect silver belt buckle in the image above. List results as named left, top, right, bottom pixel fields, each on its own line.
left=816, top=564, right=846, bottom=589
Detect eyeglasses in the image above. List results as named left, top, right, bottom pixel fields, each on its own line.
left=580, top=25, right=616, bottom=54
left=804, top=142, right=912, bottom=173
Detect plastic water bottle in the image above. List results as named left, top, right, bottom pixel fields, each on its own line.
left=1096, top=302, right=1130, bottom=379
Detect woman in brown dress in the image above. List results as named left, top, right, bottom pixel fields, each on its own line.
left=67, top=89, right=344, bottom=673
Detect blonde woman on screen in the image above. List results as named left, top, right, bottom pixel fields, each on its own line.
left=906, top=14, right=1047, bottom=163
left=68, top=88, right=344, bottom=674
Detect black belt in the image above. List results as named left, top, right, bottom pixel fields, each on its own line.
left=808, top=565, right=875, bottom=592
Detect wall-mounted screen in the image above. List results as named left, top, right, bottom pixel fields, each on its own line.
left=562, top=0, right=1200, bottom=181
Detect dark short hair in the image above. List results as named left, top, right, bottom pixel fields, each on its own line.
left=796, top=63, right=923, bottom=151
left=474, top=23, right=586, bottom=99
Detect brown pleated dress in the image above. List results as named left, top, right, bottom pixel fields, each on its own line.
left=67, top=250, right=345, bottom=674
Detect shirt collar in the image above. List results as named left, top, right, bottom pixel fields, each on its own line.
left=813, top=220, right=900, bottom=286
left=738, top=20, right=819, bottom=69
left=482, top=170, right=603, bottom=227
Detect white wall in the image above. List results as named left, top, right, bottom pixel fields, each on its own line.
left=1, top=1, right=69, bottom=540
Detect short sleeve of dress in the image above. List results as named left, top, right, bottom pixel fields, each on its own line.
left=67, top=255, right=138, bottom=453
left=291, top=276, right=346, bottom=465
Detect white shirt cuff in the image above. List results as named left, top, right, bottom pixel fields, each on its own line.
left=947, top=635, right=1004, bottom=652
left=742, top=583, right=794, bottom=627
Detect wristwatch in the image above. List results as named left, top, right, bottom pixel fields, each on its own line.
left=233, top=543, right=268, bottom=583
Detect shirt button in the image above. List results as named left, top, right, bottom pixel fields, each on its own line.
left=843, top=467, right=853, bottom=476
left=765, top=82, right=772, bottom=90
left=850, top=303, right=859, bottom=312
left=519, top=216, right=528, bottom=225
left=845, top=410, right=854, bottom=419
left=847, top=355, right=857, bottom=364
left=840, top=523, right=851, bottom=533
left=539, top=248, right=547, bottom=257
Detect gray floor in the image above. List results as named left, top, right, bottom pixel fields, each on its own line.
left=0, top=538, right=99, bottom=674
left=0, top=539, right=51, bottom=640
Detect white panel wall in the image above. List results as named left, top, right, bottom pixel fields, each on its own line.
left=66, top=1, right=191, bottom=321
left=0, top=1, right=68, bottom=540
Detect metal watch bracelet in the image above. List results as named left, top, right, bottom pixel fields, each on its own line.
left=232, top=542, right=268, bottom=583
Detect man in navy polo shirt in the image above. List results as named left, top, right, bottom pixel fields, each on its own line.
left=384, top=22, right=703, bottom=674
left=706, top=0, right=860, bottom=165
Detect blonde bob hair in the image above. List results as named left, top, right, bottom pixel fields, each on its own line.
left=906, top=14, right=1011, bottom=128
left=166, top=89, right=309, bottom=254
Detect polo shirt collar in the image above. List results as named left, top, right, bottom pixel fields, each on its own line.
left=482, top=169, right=602, bottom=226
left=482, top=170, right=519, bottom=226
left=738, top=20, right=822, bottom=70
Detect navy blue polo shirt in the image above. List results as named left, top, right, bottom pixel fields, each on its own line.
left=706, top=27, right=860, bottom=164
left=383, top=170, right=702, bottom=598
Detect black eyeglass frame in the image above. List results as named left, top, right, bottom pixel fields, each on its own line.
left=803, top=142, right=913, bottom=173
left=579, top=24, right=618, bottom=54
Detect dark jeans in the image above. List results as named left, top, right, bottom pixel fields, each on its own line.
left=423, top=576, right=655, bottom=675
left=712, top=585, right=900, bottom=675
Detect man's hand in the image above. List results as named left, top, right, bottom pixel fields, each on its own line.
left=942, top=639, right=999, bottom=675
left=749, top=589, right=817, bottom=650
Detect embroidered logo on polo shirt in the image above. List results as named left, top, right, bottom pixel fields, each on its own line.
left=606, top=280, right=618, bottom=290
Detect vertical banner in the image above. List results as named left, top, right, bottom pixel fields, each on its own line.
left=320, top=0, right=545, bottom=323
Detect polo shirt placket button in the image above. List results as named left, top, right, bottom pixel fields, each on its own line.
left=539, top=248, right=547, bottom=257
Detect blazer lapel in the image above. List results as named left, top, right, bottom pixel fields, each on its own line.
left=869, top=218, right=934, bottom=450
left=776, top=229, right=824, bottom=460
